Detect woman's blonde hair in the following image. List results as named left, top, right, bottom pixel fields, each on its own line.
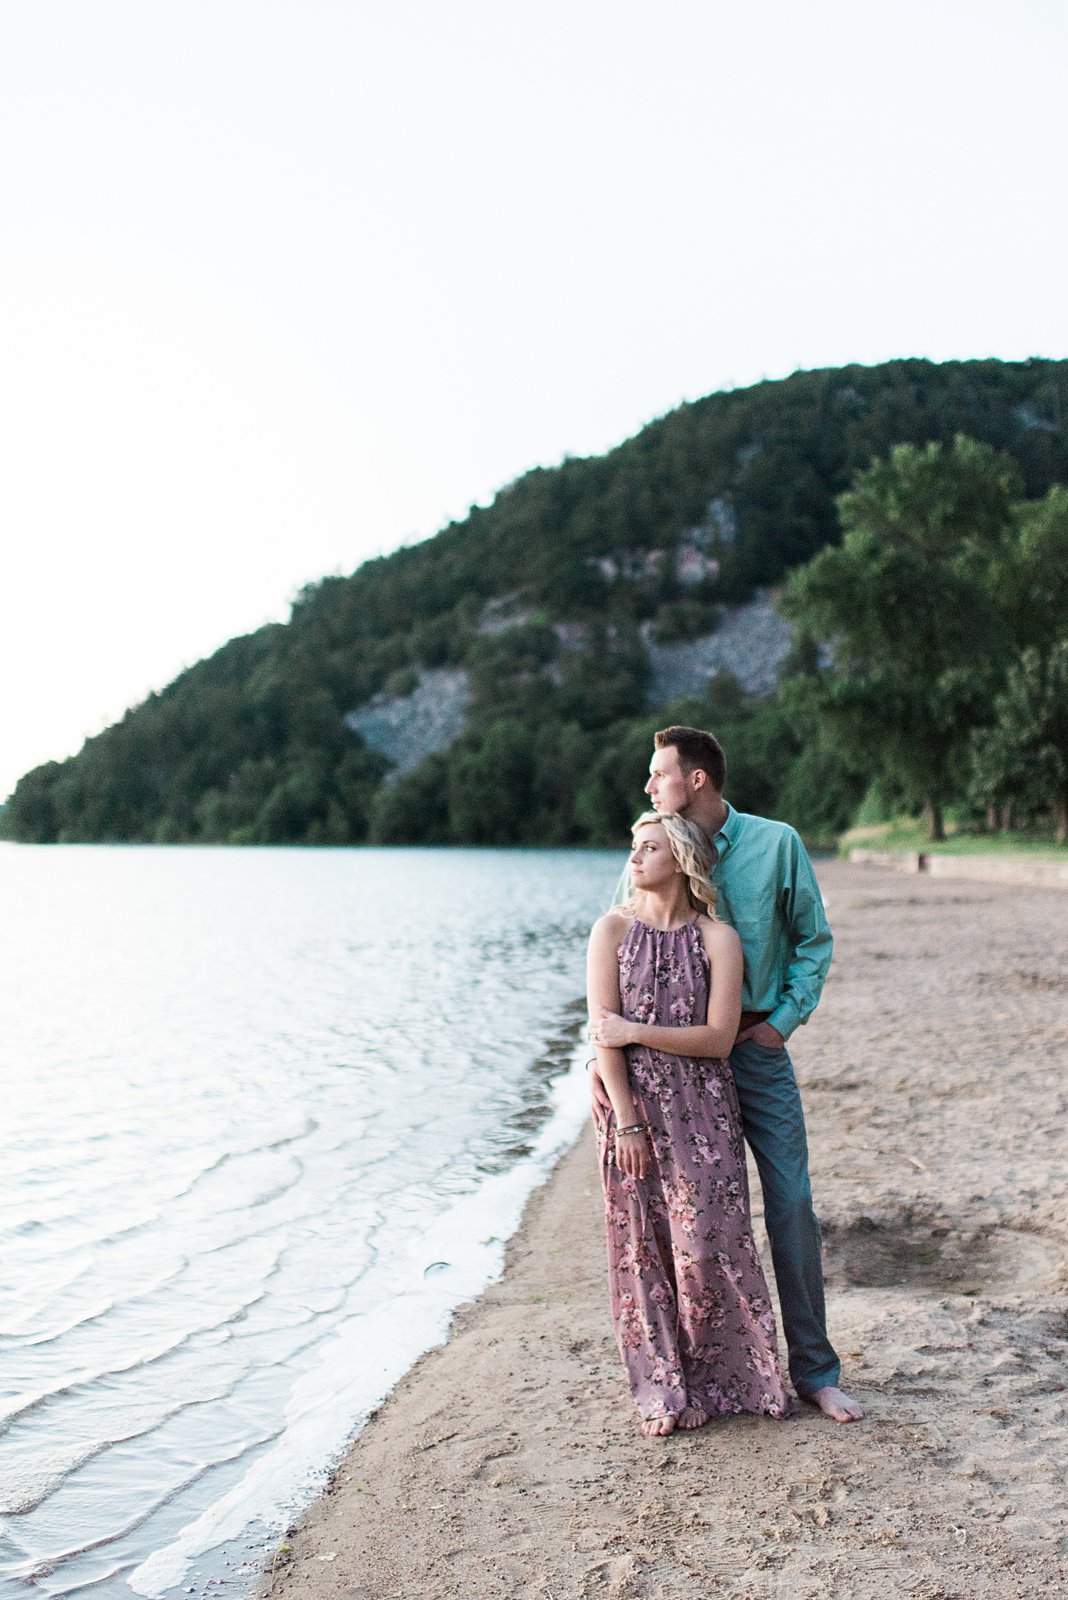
left=630, top=810, right=718, bottom=919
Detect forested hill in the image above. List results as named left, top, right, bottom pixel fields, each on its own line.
left=6, top=358, right=1068, bottom=847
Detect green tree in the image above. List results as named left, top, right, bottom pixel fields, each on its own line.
left=574, top=717, right=668, bottom=845
left=0, top=761, right=64, bottom=842
left=446, top=719, right=537, bottom=844
left=526, top=719, right=589, bottom=843
left=781, top=436, right=1021, bottom=839
left=1005, top=486, right=1068, bottom=652
left=368, top=753, right=451, bottom=844
left=775, top=637, right=870, bottom=841
left=969, top=642, right=1068, bottom=842
left=557, top=619, right=647, bottom=728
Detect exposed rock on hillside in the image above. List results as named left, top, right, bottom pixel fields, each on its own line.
left=643, top=592, right=794, bottom=703
left=1014, top=400, right=1061, bottom=433
left=343, top=596, right=795, bottom=780
left=345, top=668, right=471, bottom=779
left=476, top=595, right=533, bottom=634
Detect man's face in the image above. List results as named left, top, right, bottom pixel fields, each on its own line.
left=645, top=744, right=695, bottom=815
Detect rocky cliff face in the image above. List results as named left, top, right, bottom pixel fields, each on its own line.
left=345, top=668, right=471, bottom=779
left=643, top=592, right=793, bottom=703
left=345, top=594, right=794, bottom=778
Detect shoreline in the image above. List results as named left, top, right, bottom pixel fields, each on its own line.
left=135, top=1026, right=596, bottom=1600
left=258, top=862, right=1068, bottom=1599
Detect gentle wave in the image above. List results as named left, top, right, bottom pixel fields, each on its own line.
left=128, top=1055, right=592, bottom=1599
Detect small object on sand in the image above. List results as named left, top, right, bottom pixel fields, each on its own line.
left=423, top=1261, right=451, bottom=1277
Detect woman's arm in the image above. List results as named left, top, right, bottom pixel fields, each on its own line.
left=587, top=915, right=647, bottom=1179
left=591, top=920, right=743, bottom=1059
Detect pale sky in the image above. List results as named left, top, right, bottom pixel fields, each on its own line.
left=2, top=0, right=1066, bottom=802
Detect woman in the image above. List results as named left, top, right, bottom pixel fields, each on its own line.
left=587, top=811, right=791, bottom=1437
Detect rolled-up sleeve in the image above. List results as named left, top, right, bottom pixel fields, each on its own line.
left=767, top=830, right=833, bottom=1041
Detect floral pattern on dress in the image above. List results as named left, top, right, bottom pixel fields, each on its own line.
left=599, top=917, right=792, bottom=1423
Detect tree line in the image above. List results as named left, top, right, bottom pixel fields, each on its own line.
left=3, top=359, right=1067, bottom=846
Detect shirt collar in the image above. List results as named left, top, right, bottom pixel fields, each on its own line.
left=712, top=800, right=741, bottom=856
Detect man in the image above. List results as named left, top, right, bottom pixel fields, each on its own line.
left=592, top=724, right=863, bottom=1423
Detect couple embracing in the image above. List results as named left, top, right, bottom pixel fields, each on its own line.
left=586, top=725, right=863, bottom=1436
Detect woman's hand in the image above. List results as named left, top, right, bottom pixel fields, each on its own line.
left=589, top=1005, right=633, bottom=1048
left=614, top=1127, right=648, bottom=1180
left=588, top=1062, right=613, bottom=1123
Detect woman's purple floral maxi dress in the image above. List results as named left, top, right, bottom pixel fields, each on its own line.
left=598, top=917, right=791, bottom=1423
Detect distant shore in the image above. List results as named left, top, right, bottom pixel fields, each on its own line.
left=260, top=861, right=1068, bottom=1600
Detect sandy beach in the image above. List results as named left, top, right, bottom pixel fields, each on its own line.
left=261, top=861, right=1068, bottom=1600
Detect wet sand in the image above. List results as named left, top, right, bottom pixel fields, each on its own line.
left=260, top=862, right=1068, bottom=1599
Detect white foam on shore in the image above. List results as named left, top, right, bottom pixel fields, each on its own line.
left=128, top=1048, right=592, bottom=1599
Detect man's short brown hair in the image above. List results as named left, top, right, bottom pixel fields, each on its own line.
left=654, top=725, right=727, bottom=791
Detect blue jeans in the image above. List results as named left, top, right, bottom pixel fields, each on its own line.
left=728, top=1037, right=840, bottom=1396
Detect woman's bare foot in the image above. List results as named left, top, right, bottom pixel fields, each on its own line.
left=639, top=1413, right=677, bottom=1437
left=677, top=1405, right=711, bottom=1430
left=806, top=1385, right=864, bottom=1423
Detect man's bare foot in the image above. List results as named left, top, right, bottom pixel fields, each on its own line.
left=677, top=1405, right=711, bottom=1430
left=639, top=1413, right=677, bottom=1437
left=806, top=1385, right=864, bottom=1423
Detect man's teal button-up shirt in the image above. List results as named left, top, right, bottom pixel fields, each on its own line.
left=711, top=802, right=833, bottom=1042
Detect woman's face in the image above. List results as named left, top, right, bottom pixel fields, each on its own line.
left=629, top=822, right=679, bottom=890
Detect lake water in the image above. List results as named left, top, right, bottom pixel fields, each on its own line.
left=0, top=844, right=620, bottom=1599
